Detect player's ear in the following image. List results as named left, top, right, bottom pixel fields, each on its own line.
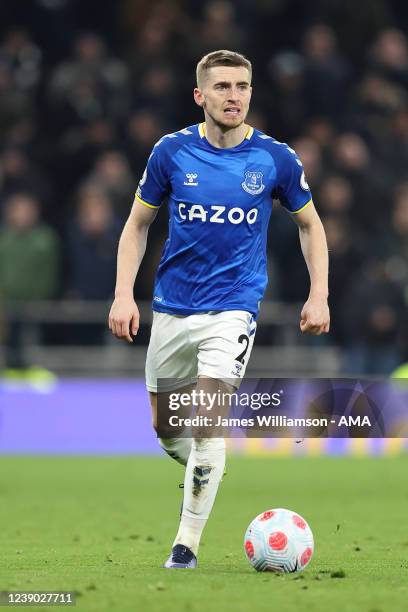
left=194, top=88, right=204, bottom=107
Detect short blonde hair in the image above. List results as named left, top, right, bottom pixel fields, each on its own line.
left=196, top=49, right=252, bottom=87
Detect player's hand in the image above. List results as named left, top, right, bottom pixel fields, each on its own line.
left=300, top=296, right=330, bottom=335
left=108, top=295, right=140, bottom=343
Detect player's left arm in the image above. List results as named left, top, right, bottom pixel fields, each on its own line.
left=291, top=201, right=330, bottom=335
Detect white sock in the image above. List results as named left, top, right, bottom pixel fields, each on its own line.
left=158, top=437, right=192, bottom=466
left=173, top=437, right=226, bottom=555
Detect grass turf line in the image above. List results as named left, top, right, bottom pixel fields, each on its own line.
left=0, top=456, right=407, bottom=612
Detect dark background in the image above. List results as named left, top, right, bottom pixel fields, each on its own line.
left=0, top=0, right=407, bottom=375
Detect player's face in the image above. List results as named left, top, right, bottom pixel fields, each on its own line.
left=194, top=66, right=252, bottom=129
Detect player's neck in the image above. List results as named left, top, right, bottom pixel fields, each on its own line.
left=203, top=120, right=250, bottom=149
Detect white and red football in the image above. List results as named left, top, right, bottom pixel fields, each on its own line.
left=244, top=508, right=314, bottom=573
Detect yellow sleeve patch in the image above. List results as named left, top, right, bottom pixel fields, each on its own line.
left=290, top=199, right=313, bottom=214
left=135, top=193, right=160, bottom=209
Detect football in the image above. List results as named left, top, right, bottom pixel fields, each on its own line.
left=244, top=508, right=314, bottom=573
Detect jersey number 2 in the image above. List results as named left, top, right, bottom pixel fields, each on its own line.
left=236, top=334, right=250, bottom=364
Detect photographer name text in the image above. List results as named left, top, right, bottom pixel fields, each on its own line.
left=167, top=415, right=372, bottom=428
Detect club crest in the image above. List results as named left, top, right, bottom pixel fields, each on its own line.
left=242, top=171, right=265, bottom=195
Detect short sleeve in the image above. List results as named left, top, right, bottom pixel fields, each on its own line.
left=275, top=144, right=313, bottom=213
left=135, top=140, right=170, bottom=209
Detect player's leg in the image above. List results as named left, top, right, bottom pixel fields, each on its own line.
left=149, top=388, right=194, bottom=466
left=145, top=312, right=196, bottom=466
left=169, top=375, right=229, bottom=560
left=165, top=311, right=257, bottom=568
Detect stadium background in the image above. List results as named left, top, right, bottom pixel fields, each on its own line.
left=0, top=0, right=407, bottom=456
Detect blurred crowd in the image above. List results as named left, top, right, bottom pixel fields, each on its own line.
left=0, top=0, right=407, bottom=374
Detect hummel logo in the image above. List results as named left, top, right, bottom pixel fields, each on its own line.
left=184, top=173, right=198, bottom=186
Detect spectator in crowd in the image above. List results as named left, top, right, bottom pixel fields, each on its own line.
left=302, top=24, right=351, bottom=120
left=124, top=109, right=165, bottom=174
left=323, top=216, right=363, bottom=344
left=0, top=193, right=60, bottom=367
left=369, top=28, right=408, bottom=88
left=267, top=51, right=306, bottom=141
left=0, top=29, right=42, bottom=133
left=0, top=148, right=53, bottom=217
left=391, top=110, right=408, bottom=169
left=53, top=118, right=119, bottom=202
left=0, top=64, right=32, bottom=132
left=349, top=73, right=407, bottom=168
left=128, top=3, right=188, bottom=77
left=134, top=63, right=180, bottom=125
left=2, top=118, right=39, bottom=158
left=318, top=175, right=354, bottom=218
left=370, top=105, right=408, bottom=179
left=85, top=150, right=135, bottom=221
left=65, top=188, right=121, bottom=344
left=304, top=117, right=336, bottom=150
left=0, top=29, right=42, bottom=94
left=188, top=0, right=247, bottom=58
left=380, top=182, right=408, bottom=286
left=390, top=183, right=408, bottom=261
left=330, top=132, right=392, bottom=232
left=340, top=258, right=406, bottom=375
left=67, top=188, right=120, bottom=301
left=48, top=32, right=130, bottom=131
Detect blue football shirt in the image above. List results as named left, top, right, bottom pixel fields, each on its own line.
left=136, top=123, right=312, bottom=317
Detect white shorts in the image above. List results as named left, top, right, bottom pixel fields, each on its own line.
left=145, top=310, right=257, bottom=392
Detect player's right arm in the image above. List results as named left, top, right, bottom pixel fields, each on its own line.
left=109, top=201, right=158, bottom=342
left=109, top=136, right=169, bottom=342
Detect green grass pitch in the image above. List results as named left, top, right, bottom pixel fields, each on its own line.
left=1, top=455, right=407, bottom=612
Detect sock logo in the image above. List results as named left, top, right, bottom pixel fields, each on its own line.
left=192, top=465, right=212, bottom=497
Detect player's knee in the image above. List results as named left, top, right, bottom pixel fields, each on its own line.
left=158, top=437, right=191, bottom=466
